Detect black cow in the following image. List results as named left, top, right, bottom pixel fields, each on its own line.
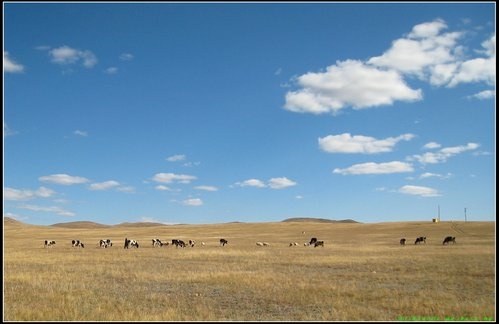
left=415, top=236, right=426, bottom=244
left=172, top=239, right=186, bottom=248
left=400, top=238, right=406, bottom=245
left=314, top=240, right=324, bottom=247
left=220, top=238, right=228, bottom=246
left=124, top=238, right=139, bottom=249
left=309, top=237, right=318, bottom=245
left=442, top=236, right=456, bottom=245
left=44, top=240, right=56, bottom=247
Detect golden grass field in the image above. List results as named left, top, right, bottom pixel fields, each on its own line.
left=3, top=217, right=496, bottom=321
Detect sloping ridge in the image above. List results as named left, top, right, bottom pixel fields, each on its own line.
left=51, top=221, right=111, bottom=229
left=114, top=222, right=169, bottom=228
left=282, top=217, right=360, bottom=224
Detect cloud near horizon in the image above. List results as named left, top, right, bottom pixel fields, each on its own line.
left=398, top=185, right=441, bottom=197
left=333, top=161, right=414, bottom=175
left=39, top=174, right=90, bottom=185
left=319, top=133, right=415, bottom=154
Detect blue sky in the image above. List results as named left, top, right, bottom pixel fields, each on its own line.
left=3, top=2, right=496, bottom=226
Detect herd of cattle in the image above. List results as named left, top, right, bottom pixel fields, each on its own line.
left=44, top=236, right=457, bottom=248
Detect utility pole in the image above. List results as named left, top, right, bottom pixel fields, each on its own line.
left=438, top=205, right=440, bottom=222
left=464, top=208, right=467, bottom=222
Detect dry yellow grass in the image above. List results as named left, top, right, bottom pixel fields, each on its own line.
left=3, top=218, right=495, bottom=321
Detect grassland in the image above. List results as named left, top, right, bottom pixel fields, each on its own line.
left=3, top=218, right=496, bottom=321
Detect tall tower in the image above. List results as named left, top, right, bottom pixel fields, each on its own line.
left=438, top=205, right=441, bottom=222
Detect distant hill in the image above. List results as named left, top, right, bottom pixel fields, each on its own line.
left=4, top=216, right=30, bottom=227
left=282, top=217, right=360, bottom=224
left=51, top=221, right=111, bottom=229
left=114, top=221, right=170, bottom=228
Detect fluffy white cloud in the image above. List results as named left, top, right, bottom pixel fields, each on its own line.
left=284, top=60, right=422, bottom=114
left=182, top=198, right=203, bottom=206
left=89, top=181, right=120, bottom=191
left=18, top=204, right=75, bottom=217
left=49, top=45, right=98, bottom=68
left=399, top=185, right=441, bottom=197
left=410, top=143, right=480, bottom=164
left=235, top=179, right=267, bottom=188
left=319, top=133, right=414, bottom=154
left=152, top=172, right=196, bottom=184
left=333, top=161, right=414, bottom=175
left=194, top=185, right=218, bottom=192
left=422, top=142, right=441, bottom=150
left=4, top=187, right=55, bottom=201
left=39, top=174, right=89, bottom=185
left=268, top=177, right=297, bottom=189
left=4, top=51, right=24, bottom=73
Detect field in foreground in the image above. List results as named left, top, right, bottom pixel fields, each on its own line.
left=3, top=218, right=496, bottom=321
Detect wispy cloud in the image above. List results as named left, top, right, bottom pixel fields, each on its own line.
left=398, top=185, right=441, bottom=197
left=410, top=142, right=480, bottom=164
left=104, top=67, right=118, bottom=74
left=333, top=161, right=414, bottom=175
left=182, top=198, right=203, bottom=206
left=194, top=185, right=218, bottom=192
left=319, top=133, right=414, bottom=154
left=166, top=154, right=186, bottom=162
left=419, top=172, right=453, bottom=179
left=4, top=123, right=18, bottom=137
left=18, top=204, right=75, bottom=217
left=4, top=187, right=56, bottom=201
left=234, top=177, right=297, bottom=189
left=467, top=90, right=495, bottom=100
left=74, top=130, right=88, bottom=137
left=119, top=53, right=134, bottom=61
left=39, top=174, right=89, bottom=185
left=4, top=51, right=25, bottom=73
left=235, top=179, right=267, bottom=188
left=152, top=172, right=196, bottom=184
left=89, top=180, right=121, bottom=191
left=422, top=142, right=441, bottom=150
left=48, top=45, right=98, bottom=68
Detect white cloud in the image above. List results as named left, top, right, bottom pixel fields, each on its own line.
left=18, top=204, right=75, bottom=217
left=119, top=53, right=134, bottom=61
left=152, top=172, right=196, bottom=184
left=467, top=90, right=495, bottom=100
left=49, top=45, right=98, bottom=68
left=4, top=123, right=18, bottom=137
left=39, top=174, right=89, bottom=185
left=235, top=179, right=267, bottom=188
left=194, top=185, right=218, bottom=192
left=182, top=198, right=203, bottom=206
left=268, top=177, right=297, bottom=189
left=155, top=185, right=174, bottom=191
left=4, top=51, right=25, bottom=73
left=333, top=161, right=414, bottom=175
left=89, top=180, right=120, bottom=191
left=284, top=60, right=422, bottom=114
left=166, top=154, right=186, bottom=162
left=399, top=185, right=441, bottom=197
left=422, top=142, right=441, bottom=150
left=74, top=130, right=88, bottom=137
left=105, top=67, right=118, bottom=74
left=368, top=19, right=462, bottom=79
left=4, top=187, right=55, bottom=201
left=419, top=172, right=452, bottom=179
left=319, top=133, right=414, bottom=154
left=410, top=142, right=480, bottom=164
left=116, top=186, right=135, bottom=193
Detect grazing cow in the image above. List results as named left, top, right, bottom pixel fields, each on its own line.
left=152, top=238, right=164, bottom=247
left=44, top=240, right=56, bottom=247
left=72, top=240, right=84, bottom=248
left=400, top=238, right=406, bottom=246
left=124, top=238, right=139, bottom=249
left=220, top=238, right=228, bottom=246
left=442, top=236, right=456, bottom=245
left=309, top=238, right=318, bottom=245
left=415, top=236, right=426, bottom=245
left=256, top=242, right=264, bottom=246
left=262, top=242, right=270, bottom=246
left=314, top=240, right=324, bottom=247
left=100, top=239, right=113, bottom=248
left=189, top=240, right=196, bottom=247
left=201, top=242, right=206, bottom=247
left=289, top=242, right=299, bottom=247
left=304, top=243, right=310, bottom=246
left=172, top=239, right=186, bottom=248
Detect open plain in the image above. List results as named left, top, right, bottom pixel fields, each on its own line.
left=3, top=218, right=495, bottom=321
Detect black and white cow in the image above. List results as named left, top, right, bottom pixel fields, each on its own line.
left=309, top=238, right=318, bottom=245
left=172, top=239, right=186, bottom=248
left=314, top=240, right=324, bottom=247
left=72, top=240, right=84, bottom=248
left=124, top=238, right=139, bottom=249
left=44, top=240, right=56, bottom=247
left=220, top=238, right=228, bottom=246
left=100, top=239, right=113, bottom=248
left=442, top=236, right=456, bottom=245
left=152, top=238, right=164, bottom=247
left=415, top=236, right=426, bottom=245
left=400, top=238, right=406, bottom=245
left=189, top=240, right=196, bottom=247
